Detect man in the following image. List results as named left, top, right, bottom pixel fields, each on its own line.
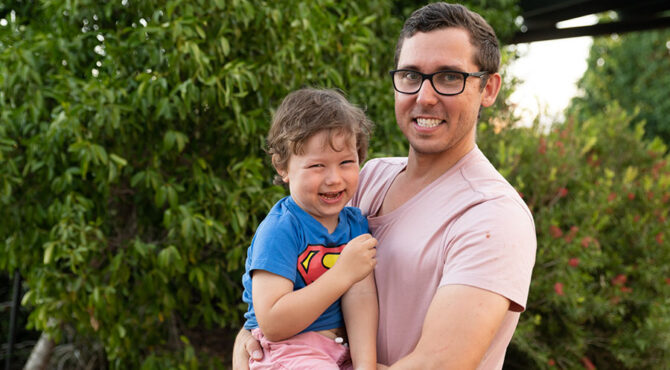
left=234, top=3, right=536, bottom=369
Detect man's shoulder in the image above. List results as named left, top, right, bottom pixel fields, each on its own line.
left=352, top=157, right=406, bottom=212
left=456, top=149, right=533, bottom=223
left=460, top=150, right=520, bottom=196
left=359, top=157, right=406, bottom=187
left=361, top=157, right=407, bottom=174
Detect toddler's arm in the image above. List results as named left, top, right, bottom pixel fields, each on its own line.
left=342, top=272, right=378, bottom=370
left=252, top=234, right=377, bottom=341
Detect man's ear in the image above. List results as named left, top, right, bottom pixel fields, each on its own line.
left=271, top=154, right=289, bottom=183
left=480, top=72, right=502, bottom=108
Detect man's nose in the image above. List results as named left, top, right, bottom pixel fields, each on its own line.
left=416, top=79, right=439, bottom=106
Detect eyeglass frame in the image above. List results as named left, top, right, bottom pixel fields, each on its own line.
left=389, top=69, right=490, bottom=96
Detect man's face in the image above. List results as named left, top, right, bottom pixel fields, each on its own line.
left=394, top=27, right=499, bottom=157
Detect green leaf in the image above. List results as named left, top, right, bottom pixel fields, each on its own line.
left=110, top=153, right=128, bottom=167
left=220, top=37, right=230, bottom=56
left=43, top=242, right=55, bottom=264
left=155, top=186, right=167, bottom=207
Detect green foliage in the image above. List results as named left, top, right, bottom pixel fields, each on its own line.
left=479, top=104, right=670, bottom=369
left=568, top=28, right=670, bottom=144
left=0, top=0, right=399, bottom=366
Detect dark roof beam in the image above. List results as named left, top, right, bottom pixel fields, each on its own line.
left=521, top=0, right=630, bottom=23
left=511, top=14, right=670, bottom=43
left=619, top=3, right=670, bottom=17
left=520, top=0, right=594, bottom=18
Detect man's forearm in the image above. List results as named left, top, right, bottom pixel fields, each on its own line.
left=388, top=285, right=510, bottom=370
left=342, top=273, right=378, bottom=369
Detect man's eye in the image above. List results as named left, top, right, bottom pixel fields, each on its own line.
left=309, top=164, right=324, bottom=168
left=402, top=71, right=421, bottom=81
left=341, top=160, right=355, bottom=165
left=436, top=72, right=461, bottom=82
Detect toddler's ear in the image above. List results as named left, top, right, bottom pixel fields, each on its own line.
left=271, top=154, right=289, bottom=183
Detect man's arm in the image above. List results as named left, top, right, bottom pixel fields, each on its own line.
left=389, top=284, right=510, bottom=369
left=342, top=272, right=378, bottom=369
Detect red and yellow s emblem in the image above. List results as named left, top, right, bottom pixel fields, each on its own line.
left=297, top=244, right=345, bottom=285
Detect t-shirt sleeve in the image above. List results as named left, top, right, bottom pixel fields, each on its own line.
left=440, top=196, right=536, bottom=312
left=248, top=214, right=302, bottom=282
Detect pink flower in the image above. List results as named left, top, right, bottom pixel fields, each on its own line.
left=569, top=258, right=580, bottom=267
left=582, top=356, right=596, bottom=370
left=556, top=141, right=565, bottom=155
left=564, top=226, right=579, bottom=243
left=554, top=282, right=565, bottom=296
left=611, top=274, right=627, bottom=286
left=586, top=154, right=601, bottom=168
left=607, top=192, right=616, bottom=202
left=550, top=225, right=563, bottom=239
left=627, top=192, right=635, bottom=200
left=548, top=359, right=556, bottom=366
left=656, top=233, right=664, bottom=245
left=557, top=187, right=568, bottom=197
left=538, top=137, right=547, bottom=154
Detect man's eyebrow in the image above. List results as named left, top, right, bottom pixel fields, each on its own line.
left=396, top=64, right=466, bottom=72
left=396, top=64, right=420, bottom=70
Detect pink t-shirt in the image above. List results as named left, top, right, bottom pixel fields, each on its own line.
left=351, top=147, right=536, bottom=369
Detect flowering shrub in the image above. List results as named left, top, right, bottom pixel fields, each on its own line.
left=479, top=103, right=670, bottom=368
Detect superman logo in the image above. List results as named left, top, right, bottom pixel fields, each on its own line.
left=297, top=244, right=345, bottom=285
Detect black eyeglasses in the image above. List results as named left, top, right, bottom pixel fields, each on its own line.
left=389, top=69, right=489, bottom=96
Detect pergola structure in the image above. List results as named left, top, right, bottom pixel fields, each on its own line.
left=512, top=0, right=670, bottom=43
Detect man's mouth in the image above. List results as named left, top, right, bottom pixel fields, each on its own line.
left=415, top=118, right=442, bottom=128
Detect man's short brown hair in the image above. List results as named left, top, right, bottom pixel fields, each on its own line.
left=394, top=2, right=501, bottom=75
left=267, top=88, right=373, bottom=185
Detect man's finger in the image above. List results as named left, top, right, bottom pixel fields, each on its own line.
left=247, top=340, right=263, bottom=360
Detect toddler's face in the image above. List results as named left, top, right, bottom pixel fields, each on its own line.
left=280, top=130, right=359, bottom=232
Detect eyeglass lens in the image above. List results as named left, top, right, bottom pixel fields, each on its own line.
left=393, top=71, right=464, bottom=95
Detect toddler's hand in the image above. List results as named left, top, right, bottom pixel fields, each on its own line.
left=333, top=233, right=377, bottom=285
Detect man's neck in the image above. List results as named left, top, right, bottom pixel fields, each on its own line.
left=376, top=137, right=476, bottom=217
left=404, top=139, right=475, bottom=187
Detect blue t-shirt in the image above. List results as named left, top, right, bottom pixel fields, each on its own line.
left=242, top=196, right=369, bottom=332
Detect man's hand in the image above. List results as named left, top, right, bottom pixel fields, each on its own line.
left=332, top=233, right=377, bottom=285
left=232, top=328, right=263, bottom=370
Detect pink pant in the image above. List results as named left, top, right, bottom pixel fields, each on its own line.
left=249, top=328, right=352, bottom=369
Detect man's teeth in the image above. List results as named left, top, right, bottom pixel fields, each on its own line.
left=322, top=192, right=341, bottom=199
left=416, top=118, right=442, bottom=128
